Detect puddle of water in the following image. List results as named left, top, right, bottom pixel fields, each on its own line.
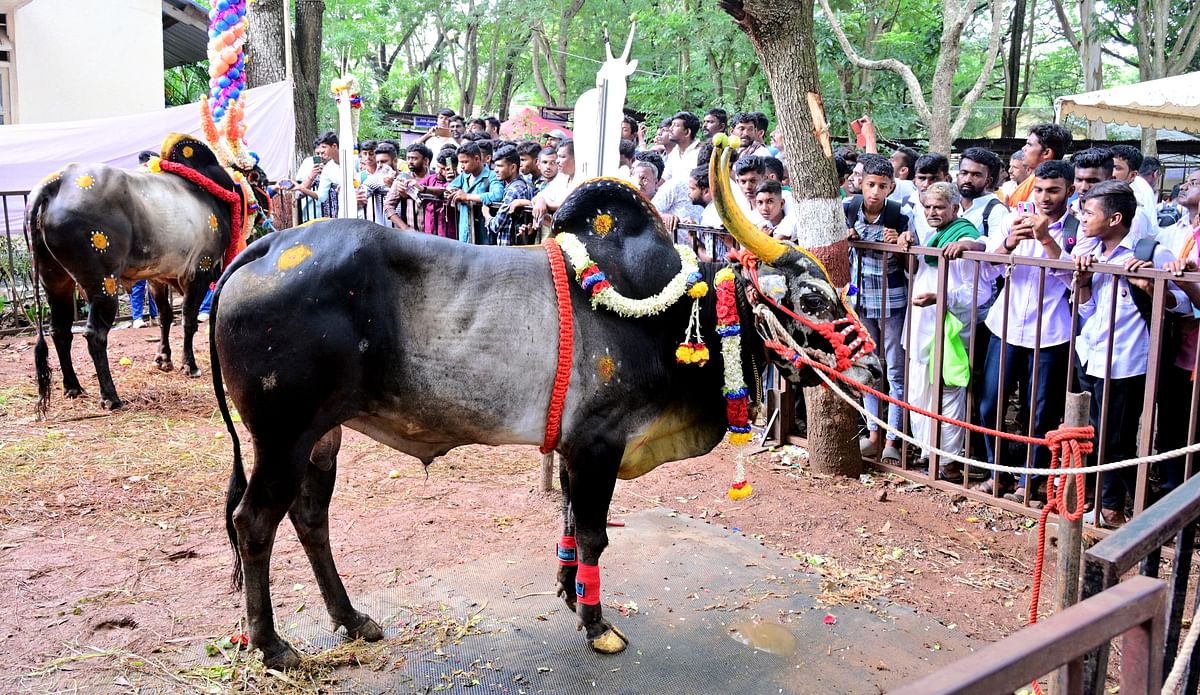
left=728, top=621, right=798, bottom=656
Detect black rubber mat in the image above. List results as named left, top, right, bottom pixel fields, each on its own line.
left=184, top=508, right=972, bottom=693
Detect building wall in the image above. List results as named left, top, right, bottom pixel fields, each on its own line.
left=12, top=0, right=163, bottom=124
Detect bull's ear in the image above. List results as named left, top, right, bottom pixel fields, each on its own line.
left=160, top=133, right=238, bottom=192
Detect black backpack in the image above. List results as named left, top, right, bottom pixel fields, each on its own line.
left=843, top=195, right=908, bottom=232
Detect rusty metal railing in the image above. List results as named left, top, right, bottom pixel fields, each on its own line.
left=891, top=575, right=1166, bottom=694
left=847, top=238, right=1200, bottom=526
left=1081, top=470, right=1200, bottom=694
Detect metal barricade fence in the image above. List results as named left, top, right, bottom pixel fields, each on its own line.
left=1, top=190, right=34, bottom=332
left=848, top=238, right=1200, bottom=525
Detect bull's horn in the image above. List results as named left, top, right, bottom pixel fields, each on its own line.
left=709, top=134, right=788, bottom=265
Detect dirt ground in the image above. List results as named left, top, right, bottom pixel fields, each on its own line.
left=0, top=323, right=1065, bottom=692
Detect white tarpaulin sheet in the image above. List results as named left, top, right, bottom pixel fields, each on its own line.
left=1, top=80, right=295, bottom=235
left=1055, top=72, right=1200, bottom=133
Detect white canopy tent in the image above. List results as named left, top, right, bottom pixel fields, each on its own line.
left=1055, top=72, right=1200, bottom=133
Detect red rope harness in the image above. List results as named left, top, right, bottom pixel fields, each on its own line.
left=541, top=238, right=574, bottom=454
left=158, top=159, right=246, bottom=268
left=732, top=249, right=875, bottom=372
left=767, top=338, right=1094, bottom=695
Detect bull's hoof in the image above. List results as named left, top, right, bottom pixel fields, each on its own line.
left=556, top=584, right=577, bottom=612
left=64, top=387, right=84, bottom=399
left=155, top=355, right=174, bottom=372
left=339, top=614, right=383, bottom=642
left=588, top=624, right=629, bottom=654
left=260, top=642, right=303, bottom=670
left=185, top=365, right=203, bottom=378
left=101, top=397, right=124, bottom=411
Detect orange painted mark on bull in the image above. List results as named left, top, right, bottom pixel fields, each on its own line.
left=593, top=213, right=614, bottom=237
left=103, top=276, right=117, bottom=296
left=182, top=145, right=194, bottom=158
left=597, top=355, right=616, bottom=384
left=208, top=213, right=219, bottom=232
left=75, top=174, right=95, bottom=190
left=90, top=231, right=109, bottom=252
left=277, top=244, right=313, bottom=271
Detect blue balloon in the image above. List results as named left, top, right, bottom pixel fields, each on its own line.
left=209, top=28, right=220, bottom=38
left=228, top=67, right=240, bottom=79
left=217, top=0, right=229, bottom=10
left=229, top=87, right=241, bottom=99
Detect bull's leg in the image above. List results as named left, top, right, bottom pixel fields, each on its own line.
left=556, top=459, right=578, bottom=613
left=178, top=278, right=207, bottom=378
left=233, top=437, right=308, bottom=670
left=39, top=261, right=85, bottom=398
left=81, top=291, right=122, bottom=409
left=565, top=452, right=628, bottom=654
left=151, top=283, right=174, bottom=373
left=288, top=428, right=383, bottom=642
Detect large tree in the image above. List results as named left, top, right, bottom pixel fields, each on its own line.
left=294, top=0, right=325, bottom=160
left=817, top=0, right=1005, bottom=152
left=719, top=0, right=862, bottom=477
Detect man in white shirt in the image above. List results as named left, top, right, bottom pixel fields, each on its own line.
left=902, top=153, right=951, bottom=239
left=730, top=112, right=771, bottom=157
left=888, top=146, right=920, bottom=203
left=1072, top=148, right=1159, bottom=239
left=1111, top=144, right=1159, bottom=213
left=663, top=111, right=701, bottom=183
left=975, top=160, right=1077, bottom=503
left=955, top=147, right=1010, bottom=239
left=417, top=108, right=458, bottom=156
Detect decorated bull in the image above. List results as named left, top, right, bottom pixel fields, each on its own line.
left=211, top=138, right=881, bottom=669
left=28, top=134, right=270, bottom=413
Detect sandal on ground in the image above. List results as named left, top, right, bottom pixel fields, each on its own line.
left=880, top=444, right=902, bottom=464
left=973, top=478, right=1013, bottom=496
left=1004, top=487, right=1046, bottom=509
left=1101, top=508, right=1127, bottom=528
left=859, top=437, right=880, bottom=457
left=938, top=462, right=964, bottom=483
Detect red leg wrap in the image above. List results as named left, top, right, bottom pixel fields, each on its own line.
left=575, top=563, right=601, bottom=606
left=557, top=535, right=578, bottom=566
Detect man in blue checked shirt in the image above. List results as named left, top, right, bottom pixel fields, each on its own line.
left=447, top=141, right=505, bottom=244
left=844, top=154, right=913, bottom=464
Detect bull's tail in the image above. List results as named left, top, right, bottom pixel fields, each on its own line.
left=211, top=237, right=276, bottom=592
left=27, top=174, right=61, bottom=420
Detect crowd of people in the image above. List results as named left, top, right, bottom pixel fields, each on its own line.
left=278, top=107, right=1200, bottom=527
left=840, top=119, right=1198, bottom=528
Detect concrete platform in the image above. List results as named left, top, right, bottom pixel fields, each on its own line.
left=191, top=508, right=975, bottom=693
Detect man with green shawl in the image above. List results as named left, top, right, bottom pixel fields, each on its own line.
left=897, top=182, right=991, bottom=482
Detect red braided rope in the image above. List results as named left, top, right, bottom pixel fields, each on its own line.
left=1026, top=426, right=1092, bottom=695
left=541, top=238, right=574, bottom=454
left=158, top=159, right=245, bottom=268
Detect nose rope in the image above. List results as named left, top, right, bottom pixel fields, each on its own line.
left=736, top=252, right=875, bottom=372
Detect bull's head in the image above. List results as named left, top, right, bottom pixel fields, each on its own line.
left=709, top=137, right=881, bottom=389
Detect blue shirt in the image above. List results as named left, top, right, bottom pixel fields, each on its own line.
left=448, top=166, right=505, bottom=243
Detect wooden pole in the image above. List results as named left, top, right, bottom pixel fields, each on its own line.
left=541, top=452, right=555, bottom=493
left=1053, top=390, right=1091, bottom=695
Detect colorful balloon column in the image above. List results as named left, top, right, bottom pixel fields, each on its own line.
left=206, top=0, right=249, bottom=126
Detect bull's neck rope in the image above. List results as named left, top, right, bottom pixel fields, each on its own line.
left=541, top=237, right=575, bottom=454
left=152, top=158, right=247, bottom=269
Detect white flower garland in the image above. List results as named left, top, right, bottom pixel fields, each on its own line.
left=556, top=233, right=700, bottom=317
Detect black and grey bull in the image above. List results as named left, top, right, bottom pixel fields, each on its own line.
left=28, top=134, right=269, bottom=412
left=211, top=141, right=882, bottom=669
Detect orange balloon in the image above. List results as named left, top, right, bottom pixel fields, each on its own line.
left=222, top=47, right=237, bottom=64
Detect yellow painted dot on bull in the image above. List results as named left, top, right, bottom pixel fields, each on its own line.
left=75, top=174, right=95, bottom=190
left=90, top=231, right=109, bottom=252
left=277, top=244, right=313, bottom=271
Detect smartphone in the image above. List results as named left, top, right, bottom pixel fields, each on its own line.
left=1017, top=201, right=1036, bottom=216
left=313, top=155, right=322, bottom=164
left=277, top=178, right=295, bottom=190
left=433, top=127, right=451, bottom=137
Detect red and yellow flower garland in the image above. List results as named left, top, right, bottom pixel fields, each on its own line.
left=715, top=268, right=753, bottom=499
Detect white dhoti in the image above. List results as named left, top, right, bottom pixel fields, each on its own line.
left=908, top=358, right=968, bottom=458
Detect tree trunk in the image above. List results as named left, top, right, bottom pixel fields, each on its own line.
left=1000, top=0, right=1027, bottom=138
left=293, top=0, right=324, bottom=166
left=721, top=0, right=862, bottom=478
left=247, top=0, right=287, bottom=88
left=399, top=33, right=448, bottom=112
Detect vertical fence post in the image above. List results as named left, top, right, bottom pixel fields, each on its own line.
left=541, top=452, right=555, bottom=493
left=1054, top=390, right=1091, bottom=695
